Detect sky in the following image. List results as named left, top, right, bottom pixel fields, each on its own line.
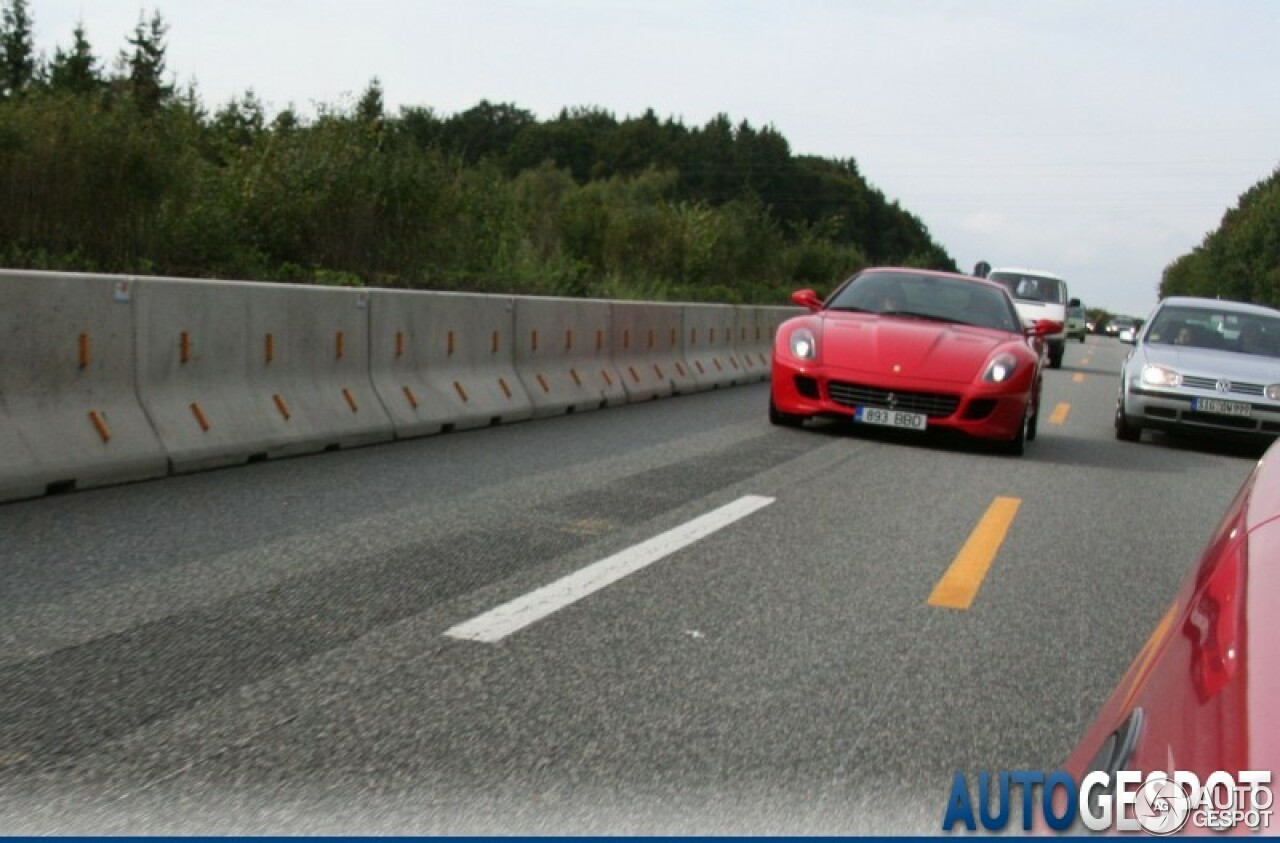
left=31, top=0, right=1280, bottom=317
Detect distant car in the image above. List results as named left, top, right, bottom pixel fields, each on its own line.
left=987, top=267, right=1074, bottom=369
left=1115, top=296, right=1280, bottom=443
left=769, top=267, right=1060, bottom=456
left=1066, top=304, right=1088, bottom=342
left=1106, top=316, right=1135, bottom=337
left=1060, top=435, right=1280, bottom=819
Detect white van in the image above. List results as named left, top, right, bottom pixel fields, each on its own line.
left=986, top=267, right=1076, bottom=368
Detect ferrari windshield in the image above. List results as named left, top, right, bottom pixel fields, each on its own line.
left=826, top=271, right=1021, bottom=333
left=988, top=271, right=1067, bottom=305
left=1145, top=305, right=1280, bottom=357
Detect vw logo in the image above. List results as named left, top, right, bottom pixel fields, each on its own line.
left=886, top=392, right=898, bottom=409
left=1216, top=379, right=1232, bottom=393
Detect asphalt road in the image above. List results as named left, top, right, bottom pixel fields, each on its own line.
left=0, top=335, right=1266, bottom=834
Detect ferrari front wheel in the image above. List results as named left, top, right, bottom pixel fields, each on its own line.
left=769, top=397, right=804, bottom=428
left=1001, top=402, right=1030, bottom=456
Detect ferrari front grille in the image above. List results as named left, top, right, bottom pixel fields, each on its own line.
left=826, top=380, right=960, bottom=418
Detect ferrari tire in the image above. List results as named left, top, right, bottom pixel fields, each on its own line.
left=769, top=397, right=804, bottom=428
left=1115, top=401, right=1141, bottom=442
left=1002, top=403, right=1029, bottom=456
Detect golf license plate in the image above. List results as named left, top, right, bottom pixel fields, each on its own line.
left=1193, top=397, right=1252, bottom=417
left=854, top=405, right=927, bottom=431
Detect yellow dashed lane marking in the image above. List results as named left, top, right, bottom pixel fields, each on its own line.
left=1072, top=373, right=1085, bottom=384
left=1049, top=402, right=1071, bottom=425
left=928, top=496, right=1021, bottom=610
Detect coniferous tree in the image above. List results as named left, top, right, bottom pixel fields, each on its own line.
left=0, top=0, right=36, bottom=99
left=48, top=22, right=102, bottom=96
left=120, top=10, right=172, bottom=115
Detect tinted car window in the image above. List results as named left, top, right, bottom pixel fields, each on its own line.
left=826, top=271, right=1021, bottom=333
left=988, top=272, right=1067, bottom=305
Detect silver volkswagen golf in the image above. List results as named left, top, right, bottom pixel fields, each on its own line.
left=1116, top=296, right=1280, bottom=442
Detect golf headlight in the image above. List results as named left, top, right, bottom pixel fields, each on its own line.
left=983, top=353, right=1018, bottom=383
left=790, top=328, right=817, bottom=361
left=1266, top=384, right=1280, bottom=401
left=1140, top=365, right=1181, bottom=387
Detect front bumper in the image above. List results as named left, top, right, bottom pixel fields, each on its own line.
left=772, top=358, right=1030, bottom=442
left=1123, top=383, right=1280, bottom=439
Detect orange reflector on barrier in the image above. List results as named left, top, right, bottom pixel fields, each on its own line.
left=454, top=381, right=469, bottom=402
left=79, top=333, right=90, bottom=369
left=343, top=388, right=358, bottom=412
left=265, top=333, right=275, bottom=364
left=403, top=386, right=419, bottom=409
left=180, top=331, right=191, bottom=364
left=498, top=378, right=512, bottom=398
left=273, top=394, right=291, bottom=420
left=88, top=410, right=110, bottom=442
left=537, top=374, right=550, bottom=393
left=190, top=401, right=210, bottom=432
left=570, top=368, right=582, bottom=386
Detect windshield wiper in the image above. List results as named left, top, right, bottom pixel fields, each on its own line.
left=880, top=310, right=968, bottom=325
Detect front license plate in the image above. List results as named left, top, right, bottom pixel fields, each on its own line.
left=854, top=406, right=928, bottom=431
left=1193, top=397, right=1252, bottom=417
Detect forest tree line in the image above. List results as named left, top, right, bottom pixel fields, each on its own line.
left=0, top=1, right=955, bottom=304
left=1160, top=165, right=1280, bottom=307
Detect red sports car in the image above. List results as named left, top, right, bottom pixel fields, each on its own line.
left=1059, top=438, right=1280, bottom=832
left=770, top=267, right=1060, bottom=455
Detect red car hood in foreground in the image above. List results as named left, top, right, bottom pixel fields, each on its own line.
left=818, top=313, right=1022, bottom=383
left=1063, top=441, right=1280, bottom=795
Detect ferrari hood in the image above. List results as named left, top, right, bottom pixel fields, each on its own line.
left=819, top=314, right=1013, bottom=382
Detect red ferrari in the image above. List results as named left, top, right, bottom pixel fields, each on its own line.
left=770, top=267, right=1061, bottom=455
left=1059, top=438, right=1280, bottom=832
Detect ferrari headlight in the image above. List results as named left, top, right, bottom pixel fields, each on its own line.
left=790, top=328, right=817, bottom=361
left=983, top=353, right=1018, bottom=383
left=1266, top=384, right=1280, bottom=401
left=1140, top=365, right=1182, bottom=387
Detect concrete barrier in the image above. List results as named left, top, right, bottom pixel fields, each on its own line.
left=1, top=269, right=797, bottom=503
left=682, top=303, right=743, bottom=390
left=134, top=278, right=275, bottom=472
left=0, top=390, right=43, bottom=502
left=0, top=270, right=168, bottom=499
left=514, top=296, right=626, bottom=417
left=733, top=305, right=772, bottom=383
left=610, top=302, right=694, bottom=401
left=242, top=283, right=394, bottom=458
left=368, top=290, right=532, bottom=434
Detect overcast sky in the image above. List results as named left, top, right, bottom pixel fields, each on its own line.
left=31, top=0, right=1280, bottom=316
